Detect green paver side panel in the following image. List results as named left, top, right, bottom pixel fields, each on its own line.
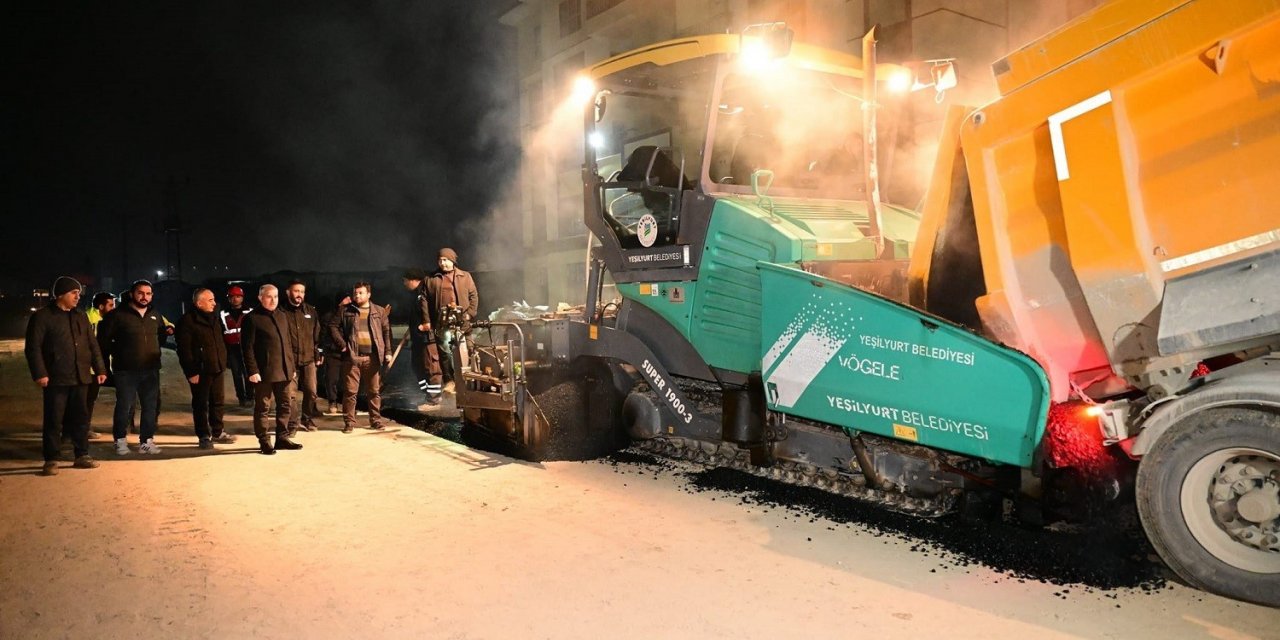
left=758, top=262, right=1049, bottom=466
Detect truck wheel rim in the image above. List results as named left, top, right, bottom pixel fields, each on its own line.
left=1181, top=447, right=1280, bottom=573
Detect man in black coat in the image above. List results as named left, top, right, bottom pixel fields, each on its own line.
left=241, top=284, right=301, bottom=455
left=97, top=279, right=167, bottom=456
left=280, top=279, right=322, bottom=435
left=25, top=276, right=107, bottom=475
left=177, top=287, right=238, bottom=449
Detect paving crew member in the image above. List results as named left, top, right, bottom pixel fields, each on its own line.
left=219, top=285, right=252, bottom=406
left=97, top=279, right=166, bottom=455
left=400, top=268, right=434, bottom=409
left=329, top=281, right=392, bottom=433
left=280, top=279, right=322, bottom=435
left=85, top=291, right=116, bottom=440
left=319, top=291, right=351, bottom=414
left=24, top=276, right=107, bottom=475
left=424, top=247, right=479, bottom=403
left=241, top=284, right=302, bottom=455
left=177, top=287, right=238, bottom=450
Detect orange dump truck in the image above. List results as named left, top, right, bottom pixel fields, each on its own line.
left=910, top=0, right=1280, bottom=605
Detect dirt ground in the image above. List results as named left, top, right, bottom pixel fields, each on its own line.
left=0, top=338, right=1275, bottom=639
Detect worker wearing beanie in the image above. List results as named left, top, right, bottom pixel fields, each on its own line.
left=424, top=247, right=479, bottom=404
left=25, top=276, right=108, bottom=475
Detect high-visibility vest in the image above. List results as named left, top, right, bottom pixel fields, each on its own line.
left=219, top=307, right=252, bottom=345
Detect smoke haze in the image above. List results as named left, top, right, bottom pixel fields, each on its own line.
left=3, top=1, right=519, bottom=289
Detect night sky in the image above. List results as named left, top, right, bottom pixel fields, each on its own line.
left=4, top=1, right=518, bottom=292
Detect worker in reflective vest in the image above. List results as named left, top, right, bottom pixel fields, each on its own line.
left=219, top=285, right=253, bottom=406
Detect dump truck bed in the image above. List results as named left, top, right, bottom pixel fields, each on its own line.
left=918, top=0, right=1280, bottom=401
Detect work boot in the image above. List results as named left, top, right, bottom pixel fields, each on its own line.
left=258, top=437, right=275, bottom=455
left=40, top=461, right=58, bottom=476
left=73, top=455, right=99, bottom=469
left=274, top=434, right=303, bottom=450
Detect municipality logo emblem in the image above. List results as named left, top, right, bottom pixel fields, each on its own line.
left=637, top=213, right=658, bottom=247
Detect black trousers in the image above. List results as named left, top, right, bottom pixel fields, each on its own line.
left=411, top=341, right=435, bottom=398
left=252, top=380, right=291, bottom=440
left=86, top=381, right=100, bottom=426
left=323, top=356, right=344, bottom=403
left=189, top=370, right=226, bottom=441
left=43, top=384, right=89, bottom=462
left=227, top=346, right=249, bottom=402
left=288, top=361, right=318, bottom=428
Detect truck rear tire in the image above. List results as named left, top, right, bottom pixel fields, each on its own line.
left=1135, top=407, right=1280, bottom=607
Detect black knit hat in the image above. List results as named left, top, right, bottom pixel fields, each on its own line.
left=402, top=267, right=427, bottom=281
left=438, top=247, right=458, bottom=262
left=52, top=276, right=81, bottom=297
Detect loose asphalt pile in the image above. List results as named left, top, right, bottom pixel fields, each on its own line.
left=387, top=409, right=1170, bottom=602
left=596, top=449, right=1170, bottom=601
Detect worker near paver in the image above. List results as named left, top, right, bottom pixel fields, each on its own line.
left=176, top=287, right=238, bottom=450
left=219, top=285, right=252, bottom=407
left=280, top=279, right=322, bottom=435
left=425, top=247, right=479, bottom=401
left=241, top=284, right=302, bottom=455
left=24, top=276, right=107, bottom=475
left=84, top=291, right=116, bottom=440
left=98, top=279, right=167, bottom=456
left=400, top=268, right=435, bottom=409
left=329, top=281, right=392, bottom=433
left=319, top=291, right=351, bottom=414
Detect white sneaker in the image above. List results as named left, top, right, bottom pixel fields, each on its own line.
left=139, top=439, right=163, bottom=455
left=114, top=438, right=130, bottom=456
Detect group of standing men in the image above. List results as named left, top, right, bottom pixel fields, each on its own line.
left=24, top=247, right=480, bottom=472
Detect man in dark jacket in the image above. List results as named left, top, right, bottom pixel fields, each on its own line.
left=98, top=279, right=166, bottom=456
left=177, top=288, right=237, bottom=449
left=85, top=291, right=115, bottom=440
left=219, top=285, right=252, bottom=406
left=25, top=276, right=107, bottom=475
left=328, top=281, right=392, bottom=433
left=425, top=247, right=479, bottom=401
left=241, top=284, right=301, bottom=455
left=319, top=291, right=350, bottom=414
left=400, top=268, right=434, bottom=409
left=280, top=279, right=322, bottom=435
